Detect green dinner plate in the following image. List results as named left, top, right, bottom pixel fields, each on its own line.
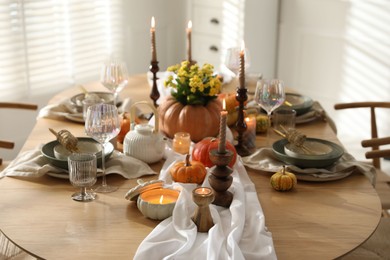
left=279, top=93, right=314, bottom=116
left=272, top=138, right=344, bottom=168
left=41, top=137, right=114, bottom=170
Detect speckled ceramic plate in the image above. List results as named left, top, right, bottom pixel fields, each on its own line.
left=272, top=138, right=344, bottom=168
left=41, top=137, right=114, bottom=170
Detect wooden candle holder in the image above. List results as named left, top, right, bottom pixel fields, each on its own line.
left=149, top=61, right=160, bottom=108
left=208, top=149, right=234, bottom=208
left=235, top=87, right=250, bottom=157
left=192, top=187, right=215, bottom=232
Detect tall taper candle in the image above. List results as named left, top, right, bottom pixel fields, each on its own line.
left=239, top=40, right=245, bottom=89
left=186, top=20, right=192, bottom=63
left=218, top=99, right=227, bottom=153
left=150, top=17, right=157, bottom=62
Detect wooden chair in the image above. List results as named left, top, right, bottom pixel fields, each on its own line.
left=335, top=103, right=390, bottom=259
left=334, top=102, right=390, bottom=169
left=334, top=102, right=390, bottom=214
left=0, top=102, right=38, bottom=167
left=1, top=102, right=38, bottom=259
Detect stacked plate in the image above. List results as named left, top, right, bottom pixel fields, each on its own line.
left=272, top=138, right=344, bottom=168
left=41, top=137, right=114, bottom=170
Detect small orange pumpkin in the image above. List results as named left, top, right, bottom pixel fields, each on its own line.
left=270, top=166, right=297, bottom=191
left=170, top=154, right=207, bottom=184
left=117, top=112, right=131, bottom=144
left=192, top=137, right=237, bottom=168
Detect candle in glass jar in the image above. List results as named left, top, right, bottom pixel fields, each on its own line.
left=150, top=16, right=157, bottom=62
left=218, top=99, right=228, bottom=153
left=243, top=115, right=257, bottom=150
left=173, top=132, right=191, bottom=154
left=186, top=20, right=192, bottom=63
left=239, top=40, right=246, bottom=89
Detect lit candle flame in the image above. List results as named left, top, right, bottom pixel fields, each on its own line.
left=240, top=40, right=245, bottom=54
left=151, top=16, right=155, bottom=29
left=159, top=195, right=164, bottom=204
left=223, top=98, right=226, bottom=111
left=187, top=20, right=192, bottom=30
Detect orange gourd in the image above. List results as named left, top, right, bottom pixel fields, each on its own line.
left=270, top=166, right=297, bottom=191
left=192, top=137, right=237, bottom=168
left=117, top=112, right=130, bottom=144
left=158, top=96, right=222, bottom=142
left=170, top=154, right=207, bottom=184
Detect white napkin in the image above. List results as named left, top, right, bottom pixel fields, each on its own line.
left=134, top=156, right=277, bottom=260
left=38, top=97, right=133, bottom=121
left=0, top=147, right=156, bottom=179
left=38, top=98, right=80, bottom=121
left=146, top=71, right=174, bottom=105
left=241, top=148, right=376, bottom=185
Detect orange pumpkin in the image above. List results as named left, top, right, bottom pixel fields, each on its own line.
left=158, top=96, right=222, bottom=142
left=170, top=154, right=207, bottom=184
left=192, top=137, right=237, bottom=168
left=117, top=112, right=130, bottom=144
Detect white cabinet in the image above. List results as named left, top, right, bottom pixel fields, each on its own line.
left=191, top=0, right=224, bottom=68
left=189, top=0, right=279, bottom=77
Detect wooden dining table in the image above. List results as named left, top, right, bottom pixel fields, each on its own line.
left=0, top=74, right=382, bottom=259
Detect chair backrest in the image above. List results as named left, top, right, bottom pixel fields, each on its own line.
left=334, top=101, right=390, bottom=169
left=0, top=102, right=38, bottom=165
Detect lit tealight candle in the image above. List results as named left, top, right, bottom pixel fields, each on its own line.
left=194, top=187, right=212, bottom=196
left=186, top=20, right=192, bottom=63
left=150, top=16, right=157, bottom=62
left=172, top=132, right=191, bottom=155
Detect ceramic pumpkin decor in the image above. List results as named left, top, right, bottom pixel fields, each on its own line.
left=158, top=61, right=222, bottom=142
left=192, top=137, right=237, bottom=168
left=170, top=154, right=207, bottom=184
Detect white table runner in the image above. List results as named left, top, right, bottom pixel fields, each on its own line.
left=134, top=153, right=277, bottom=260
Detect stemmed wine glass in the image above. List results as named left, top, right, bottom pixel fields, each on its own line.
left=85, top=103, right=120, bottom=193
left=254, top=79, right=286, bottom=146
left=100, top=59, right=129, bottom=107
left=68, top=153, right=97, bottom=202
left=224, top=47, right=251, bottom=77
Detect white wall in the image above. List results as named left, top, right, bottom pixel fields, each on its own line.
left=277, top=0, right=390, bottom=160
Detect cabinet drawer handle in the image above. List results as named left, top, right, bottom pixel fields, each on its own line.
left=209, top=45, right=219, bottom=52
left=210, top=18, right=219, bottom=24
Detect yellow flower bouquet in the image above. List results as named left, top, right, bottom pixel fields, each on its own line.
left=165, top=61, right=222, bottom=106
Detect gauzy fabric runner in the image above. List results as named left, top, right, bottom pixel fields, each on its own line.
left=134, top=154, right=277, bottom=260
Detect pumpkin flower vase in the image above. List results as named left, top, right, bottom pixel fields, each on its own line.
left=158, top=61, right=222, bottom=143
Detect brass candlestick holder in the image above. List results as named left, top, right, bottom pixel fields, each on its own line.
left=235, top=87, right=250, bottom=156
left=208, top=149, right=234, bottom=208
left=149, top=61, right=160, bottom=107
left=192, top=187, right=215, bottom=233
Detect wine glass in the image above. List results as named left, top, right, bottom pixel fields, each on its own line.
left=224, top=47, right=251, bottom=77
left=100, top=59, right=129, bottom=107
left=85, top=103, right=120, bottom=193
left=68, top=153, right=97, bottom=202
left=254, top=79, right=286, bottom=146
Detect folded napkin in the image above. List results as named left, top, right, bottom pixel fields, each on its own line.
left=134, top=156, right=277, bottom=260
left=38, top=98, right=80, bottom=121
left=241, top=148, right=376, bottom=185
left=0, top=147, right=156, bottom=179
left=38, top=97, right=133, bottom=121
